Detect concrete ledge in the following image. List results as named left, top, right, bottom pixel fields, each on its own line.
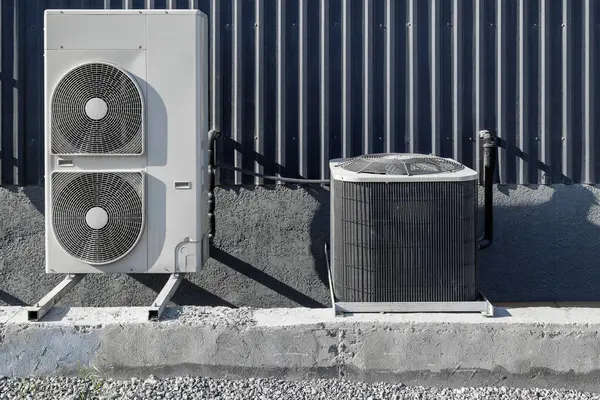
left=2, top=306, right=600, bottom=390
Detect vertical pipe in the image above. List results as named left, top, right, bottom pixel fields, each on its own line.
left=363, top=0, right=373, bottom=154
left=407, top=0, right=418, bottom=153
left=479, top=131, right=497, bottom=250
left=211, top=0, right=221, bottom=183
left=496, top=0, right=506, bottom=184
left=232, top=0, right=242, bottom=184
left=12, top=0, right=23, bottom=185
left=561, top=0, right=572, bottom=182
left=384, top=0, right=395, bottom=153
left=320, top=0, right=330, bottom=179
left=104, top=0, right=111, bottom=9
left=430, top=0, right=440, bottom=156
left=166, top=0, right=175, bottom=9
left=145, top=0, right=154, bottom=9
left=298, top=0, right=307, bottom=177
left=517, top=0, right=529, bottom=184
left=189, top=0, right=198, bottom=9
left=342, top=0, right=351, bottom=157
left=584, top=0, right=595, bottom=183
left=474, top=0, right=483, bottom=174
left=276, top=0, right=286, bottom=181
left=123, top=0, right=133, bottom=9
left=539, top=0, right=551, bottom=184
left=452, top=0, right=463, bottom=162
left=255, top=0, right=264, bottom=184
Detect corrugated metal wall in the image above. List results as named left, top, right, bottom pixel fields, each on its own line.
left=0, top=0, right=598, bottom=185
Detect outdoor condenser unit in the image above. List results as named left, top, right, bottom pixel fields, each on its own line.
left=329, top=153, right=494, bottom=315
left=44, top=10, right=208, bottom=276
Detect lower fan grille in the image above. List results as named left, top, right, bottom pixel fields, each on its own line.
left=51, top=172, right=145, bottom=265
left=332, top=180, right=478, bottom=302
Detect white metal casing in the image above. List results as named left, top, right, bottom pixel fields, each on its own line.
left=44, top=10, right=209, bottom=273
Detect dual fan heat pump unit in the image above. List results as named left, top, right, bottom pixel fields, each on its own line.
left=43, top=10, right=493, bottom=318
left=45, top=10, right=209, bottom=275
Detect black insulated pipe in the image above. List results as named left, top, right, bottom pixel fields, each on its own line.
left=478, top=130, right=497, bottom=251
left=208, top=129, right=221, bottom=244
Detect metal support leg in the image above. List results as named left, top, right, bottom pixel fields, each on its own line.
left=481, top=294, right=495, bottom=317
left=148, top=273, right=184, bottom=321
left=27, top=274, right=85, bottom=321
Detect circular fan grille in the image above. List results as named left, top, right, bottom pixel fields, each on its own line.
left=52, top=172, right=145, bottom=265
left=51, top=62, right=144, bottom=155
left=340, top=153, right=464, bottom=176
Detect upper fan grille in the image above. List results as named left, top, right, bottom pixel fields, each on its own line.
left=51, top=172, right=145, bottom=265
left=51, top=62, right=144, bottom=155
left=339, top=153, right=465, bottom=176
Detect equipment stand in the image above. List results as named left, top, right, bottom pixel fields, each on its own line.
left=325, top=245, right=494, bottom=317
left=148, top=273, right=184, bottom=321
left=27, top=274, right=86, bottom=321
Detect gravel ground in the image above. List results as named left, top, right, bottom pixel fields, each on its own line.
left=1, top=375, right=599, bottom=400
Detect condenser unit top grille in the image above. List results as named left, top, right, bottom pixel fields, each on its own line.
left=51, top=62, right=144, bottom=155
left=51, top=172, right=145, bottom=265
left=340, top=153, right=465, bottom=176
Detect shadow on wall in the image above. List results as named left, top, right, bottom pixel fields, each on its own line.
left=308, top=187, right=331, bottom=288
left=131, top=275, right=235, bottom=307
left=479, top=184, right=600, bottom=302
left=311, top=183, right=600, bottom=303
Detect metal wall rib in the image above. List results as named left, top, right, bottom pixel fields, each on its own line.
left=407, top=0, right=418, bottom=154
left=341, top=0, right=351, bottom=159
left=298, top=0, right=307, bottom=178
left=539, top=0, right=551, bottom=185
left=583, top=0, right=595, bottom=185
left=319, top=0, right=329, bottom=180
left=517, top=0, right=529, bottom=185
left=0, top=0, right=598, bottom=185
left=231, top=0, right=242, bottom=185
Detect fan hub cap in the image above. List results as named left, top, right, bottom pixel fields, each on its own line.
left=84, top=98, right=108, bottom=120
left=85, top=207, right=109, bottom=230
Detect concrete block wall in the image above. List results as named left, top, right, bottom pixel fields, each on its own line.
left=1, top=184, right=600, bottom=307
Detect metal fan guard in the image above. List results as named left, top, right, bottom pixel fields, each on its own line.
left=51, top=172, right=145, bottom=265
left=339, top=153, right=465, bottom=176
left=51, top=62, right=144, bottom=155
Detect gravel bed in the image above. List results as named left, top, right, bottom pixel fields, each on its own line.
left=0, top=375, right=599, bottom=400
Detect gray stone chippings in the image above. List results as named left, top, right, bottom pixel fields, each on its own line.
left=6, top=184, right=600, bottom=308
left=0, top=376, right=599, bottom=400
left=162, top=306, right=256, bottom=327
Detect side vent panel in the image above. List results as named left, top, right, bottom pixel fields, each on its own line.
left=333, top=180, right=478, bottom=302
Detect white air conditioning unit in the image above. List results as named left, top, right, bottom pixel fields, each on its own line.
left=328, top=153, right=494, bottom=316
left=44, top=10, right=209, bottom=274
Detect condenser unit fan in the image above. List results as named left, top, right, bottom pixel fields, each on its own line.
left=51, top=62, right=144, bottom=155
left=51, top=172, right=145, bottom=265
left=339, top=153, right=465, bottom=176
